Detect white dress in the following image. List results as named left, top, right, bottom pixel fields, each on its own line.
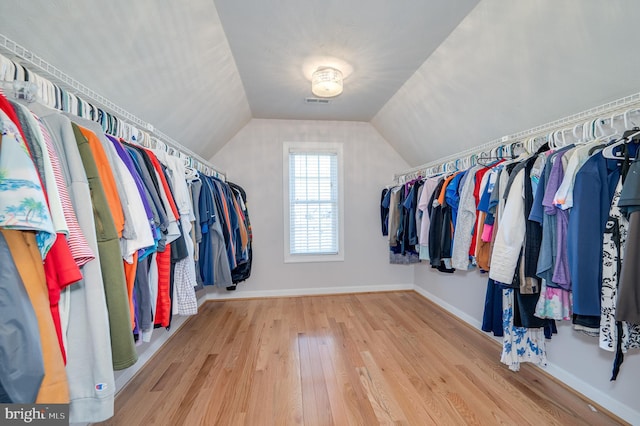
left=500, top=289, right=548, bottom=372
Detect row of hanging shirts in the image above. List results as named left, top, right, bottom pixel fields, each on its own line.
left=0, top=51, right=248, bottom=424
left=0, top=52, right=222, bottom=179
left=384, top=103, right=640, bottom=374
left=396, top=106, right=640, bottom=184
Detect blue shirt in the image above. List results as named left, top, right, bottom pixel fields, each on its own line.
left=568, top=152, right=620, bottom=316
left=445, top=172, right=466, bottom=228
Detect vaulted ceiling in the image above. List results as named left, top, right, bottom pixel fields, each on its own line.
left=1, top=1, right=639, bottom=167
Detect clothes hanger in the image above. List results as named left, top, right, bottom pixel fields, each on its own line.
left=609, top=111, right=628, bottom=137
left=14, top=62, right=26, bottom=81
left=601, top=128, right=640, bottom=159
left=624, top=108, right=640, bottom=129
left=510, top=141, right=522, bottom=157
left=0, top=80, right=38, bottom=102
left=123, top=122, right=130, bottom=141
left=572, top=122, right=585, bottom=144
left=0, top=54, right=12, bottom=81
left=504, top=143, right=513, bottom=159
left=559, top=127, right=578, bottom=146
left=595, top=116, right=618, bottom=140
left=556, top=130, right=566, bottom=147
left=583, top=119, right=594, bottom=142
left=591, top=118, right=601, bottom=141
left=461, top=155, right=470, bottom=170
left=547, top=131, right=555, bottom=149
left=477, top=149, right=502, bottom=166
left=554, top=130, right=564, bottom=147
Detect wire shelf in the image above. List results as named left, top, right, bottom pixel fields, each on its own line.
left=394, top=91, right=640, bottom=183
left=0, top=33, right=225, bottom=180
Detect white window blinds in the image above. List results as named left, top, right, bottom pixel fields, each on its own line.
left=288, top=151, right=339, bottom=255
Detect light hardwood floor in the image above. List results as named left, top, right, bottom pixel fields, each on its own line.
left=96, top=291, right=626, bottom=425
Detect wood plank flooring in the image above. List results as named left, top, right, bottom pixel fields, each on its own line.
left=96, top=291, right=626, bottom=425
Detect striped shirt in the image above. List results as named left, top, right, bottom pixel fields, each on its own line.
left=36, top=116, right=95, bottom=267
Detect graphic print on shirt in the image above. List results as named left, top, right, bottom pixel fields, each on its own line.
left=0, top=114, right=55, bottom=256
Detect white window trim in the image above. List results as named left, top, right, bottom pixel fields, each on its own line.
left=283, top=142, right=344, bottom=263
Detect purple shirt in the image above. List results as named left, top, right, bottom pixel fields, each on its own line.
left=107, top=135, right=153, bottom=222
left=107, top=135, right=159, bottom=259
left=542, top=151, right=571, bottom=289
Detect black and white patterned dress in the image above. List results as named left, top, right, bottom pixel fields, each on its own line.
left=600, top=178, right=640, bottom=352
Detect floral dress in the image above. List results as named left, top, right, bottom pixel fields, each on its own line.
left=501, top=288, right=548, bottom=371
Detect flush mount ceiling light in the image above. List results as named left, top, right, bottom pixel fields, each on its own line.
left=311, top=67, right=343, bottom=98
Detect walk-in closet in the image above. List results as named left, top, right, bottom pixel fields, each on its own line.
left=0, top=1, right=638, bottom=425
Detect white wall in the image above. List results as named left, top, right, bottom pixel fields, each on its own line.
left=373, top=0, right=640, bottom=167
left=210, top=118, right=413, bottom=296
left=207, top=117, right=640, bottom=423
left=414, top=265, right=640, bottom=424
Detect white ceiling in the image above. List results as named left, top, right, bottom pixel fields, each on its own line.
left=213, top=0, right=478, bottom=121
left=0, top=0, right=252, bottom=160
left=1, top=1, right=640, bottom=167
left=372, top=0, right=640, bottom=165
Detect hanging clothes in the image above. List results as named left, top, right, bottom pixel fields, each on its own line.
left=600, top=177, right=640, bottom=356
left=617, top=158, right=640, bottom=325
left=1, top=51, right=242, bottom=424
left=0, top=109, right=55, bottom=255
left=71, top=123, right=137, bottom=370
left=31, top=104, right=116, bottom=423
left=417, top=177, right=442, bottom=261
left=198, top=174, right=233, bottom=287
left=0, top=231, right=45, bottom=403
left=228, top=181, right=253, bottom=285
left=568, top=152, right=620, bottom=317
left=500, top=288, right=548, bottom=372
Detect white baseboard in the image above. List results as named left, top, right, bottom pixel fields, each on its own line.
left=109, top=283, right=639, bottom=425
left=205, top=283, right=415, bottom=300
left=412, top=285, right=483, bottom=329
left=412, top=286, right=640, bottom=425
left=541, top=363, right=640, bottom=425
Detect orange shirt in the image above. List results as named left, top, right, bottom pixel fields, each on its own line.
left=437, top=172, right=460, bottom=205
left=231, top=193, right=249, bottom=251
left=3, top=229, right=69, bottom=403
left=79, top=126, right=125, bottom=238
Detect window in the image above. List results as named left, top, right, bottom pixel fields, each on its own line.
left=283, top=142, right=344, bottom=262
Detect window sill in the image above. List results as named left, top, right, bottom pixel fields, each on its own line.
left=284, top=253, right=344, bottom=263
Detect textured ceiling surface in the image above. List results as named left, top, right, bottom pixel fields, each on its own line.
left=0, top=0, right=477, bottom=161
left=213, top=0, right=478, bottom=121
left=0, top=0, right=252, bottom=160
left=1, top=1, right=639, bottom=168
left=372, top=0, right=640, bottom=166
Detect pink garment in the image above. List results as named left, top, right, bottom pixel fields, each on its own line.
left=535, top=280, right=572, bottom=321
left=481, top=224, right=494, bottom=242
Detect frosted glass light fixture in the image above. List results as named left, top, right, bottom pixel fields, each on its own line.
left=311, top=67, right=343, bottom=97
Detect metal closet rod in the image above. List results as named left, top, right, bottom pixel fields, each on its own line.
left=394, top=91, right=640, bottom=183
left=0, top=33, right=225, bottom=180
